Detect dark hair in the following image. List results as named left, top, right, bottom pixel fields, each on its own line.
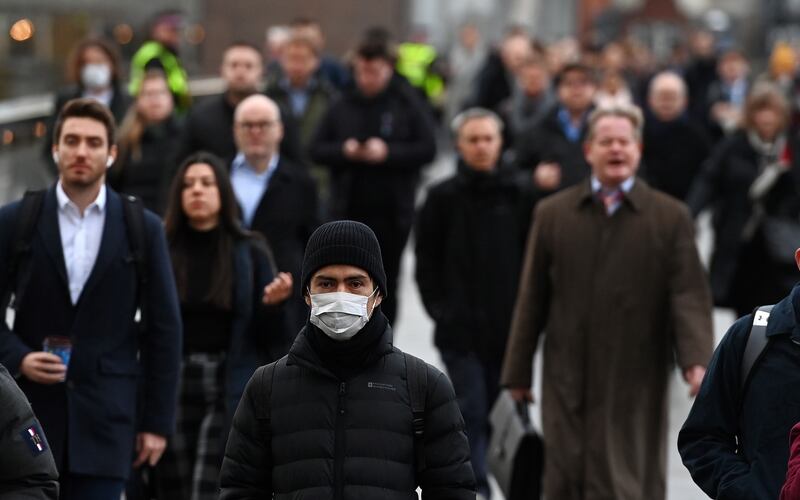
left=66, top=37, right=123, bottom=86
left=555, top=62, right=597, bottom=86
left=53, top=97, right=116, bottom=146
left=149, top=8, right=183, bottom=32
left=164, top=151, right=268, bottom=309
left=355, top=31, right=395, bottom=63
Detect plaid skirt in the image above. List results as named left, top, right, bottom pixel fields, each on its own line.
left=157, top=353, right=226, bottom=500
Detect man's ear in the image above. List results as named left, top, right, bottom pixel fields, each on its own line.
left=795, top=248, right=800, bottom=271
left=304, top=290, right=311, bottom=307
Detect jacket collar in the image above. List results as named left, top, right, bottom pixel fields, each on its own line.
left=576, top=176, right=647, bottom=213
left=38, top=186, right=126, bottom=306
left=770, top=284, right=800, bottom=340
left=286, top=321, right=395, bottom=379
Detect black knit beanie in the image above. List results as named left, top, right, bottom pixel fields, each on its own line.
left=301, top=220, right=387, bottom=297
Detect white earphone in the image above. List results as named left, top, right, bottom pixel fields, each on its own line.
left=52, top=152, right=59, bottom=164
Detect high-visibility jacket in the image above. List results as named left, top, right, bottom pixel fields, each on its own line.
left=396, top=42, right=444, bottom=104
left=129, top=41, right=190, bottom=111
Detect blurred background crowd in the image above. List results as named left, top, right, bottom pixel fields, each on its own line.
left=4, top=0, right=800, bottom=498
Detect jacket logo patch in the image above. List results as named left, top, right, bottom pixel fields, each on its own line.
left=21, top=423, right=47, bottom=456
left=367, top=382, right=396, bottom=391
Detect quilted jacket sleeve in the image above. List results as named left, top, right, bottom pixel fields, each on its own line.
left=219, top=367, right=273, bottom=499
left=418, top=364, right=477, bottom=500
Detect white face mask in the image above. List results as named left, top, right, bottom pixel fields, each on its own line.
left=81, top=64, right=112, bottom=90
left=309, top=288, right=378, bottom=341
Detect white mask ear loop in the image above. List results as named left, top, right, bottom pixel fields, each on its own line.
left=367, top=287, right=380, bottom=318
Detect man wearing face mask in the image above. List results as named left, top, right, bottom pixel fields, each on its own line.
left=220, top=220, right=476, bottom=499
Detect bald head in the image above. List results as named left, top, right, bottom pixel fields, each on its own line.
left=234, top=94, right=284, bottom=167
left=234, top=94, right=281, bottom=122
left=648, top=72, right=687, bottom=122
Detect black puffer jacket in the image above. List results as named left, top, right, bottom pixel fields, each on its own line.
left=0, top=363, right=58, bottom=499
left=220, top=322, right=476, bottom=500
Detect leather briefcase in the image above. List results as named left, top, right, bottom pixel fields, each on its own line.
left=488, top=390, right=543, bottom=500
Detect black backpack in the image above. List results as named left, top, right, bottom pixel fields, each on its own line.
left=1, top=189, right=150, bottom=330
left=253, top=351, right=429, bottom=474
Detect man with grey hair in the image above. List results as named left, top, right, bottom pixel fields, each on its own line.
left=642, top=71, right=711, bottom=201
left=231, top=94, right=319, bottom=344
left=501, top=103, right=714, bottom=500
left=416, top=107, right=534, bottom=499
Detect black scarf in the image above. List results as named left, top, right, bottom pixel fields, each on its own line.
left=305, top=308, right=390, bottom=380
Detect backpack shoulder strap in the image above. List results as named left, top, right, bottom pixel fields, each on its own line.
left=404, top=352, right=428, bottom=474
left=120, top=195, right=149, bottom=331
left=3, top=190, right=46, bottom=311
left=740, top=305, right=775, bottom=395
left=253, top=361, right=277, bottom=441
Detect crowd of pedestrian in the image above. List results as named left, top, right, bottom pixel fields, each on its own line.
left=5, top=8, right=800, bottom=500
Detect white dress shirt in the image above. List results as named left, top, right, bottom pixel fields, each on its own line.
left=56, top=182, right=107, bottom=304
left=231, top=153, right=280, bottom=227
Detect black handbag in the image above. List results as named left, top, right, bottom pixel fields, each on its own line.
left=761, top=216, right=800, bottom=265
left=488, top=390, right=543, bottom=500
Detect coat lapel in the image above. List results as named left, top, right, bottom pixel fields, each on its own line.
left=37, top=187, right=69, bottom=289
left=253, top=159, right=288, bottom=222
left=77, top=190, right=125, bottom=304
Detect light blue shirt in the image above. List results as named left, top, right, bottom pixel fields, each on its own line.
left=557, top=106, right=588, bottom=143
left=280, top=78, right=313, bottom=117
left=591, top=175, right=635, bottom=216
left=231, top=153, right=280, bottom=227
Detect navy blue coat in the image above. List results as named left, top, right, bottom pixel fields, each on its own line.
left=679, top=284, right=800, bottom=499
left=223, top=240, right=286, bottom=422
left=0, top=186, right=182, bottom=479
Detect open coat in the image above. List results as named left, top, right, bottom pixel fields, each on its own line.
left=501, top=178, right=713, bottom=500
left=0, top=187, right=182, bottom=479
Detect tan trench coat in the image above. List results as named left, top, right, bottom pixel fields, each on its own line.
left=501, top=179, right=713, bottom=500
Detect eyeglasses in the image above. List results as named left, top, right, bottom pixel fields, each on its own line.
left=236, top=120, right=279, bottom=131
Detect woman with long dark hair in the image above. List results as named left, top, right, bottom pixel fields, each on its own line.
left=157, top=151, right=292, bottom=500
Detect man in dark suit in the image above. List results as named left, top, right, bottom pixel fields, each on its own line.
left=309, top=37, right=437, bottom=322
left=231, top=94, right=318, bottom=344
left=515, top=62, right=597, bottom=196
left=0, top=98, right=182, bottom=499
left=176, top=41, right=303, bottom=166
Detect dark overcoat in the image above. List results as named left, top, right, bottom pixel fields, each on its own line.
left=0, top=187, right=182, bottom=479
left=501, top=178, right=714, bottom=500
